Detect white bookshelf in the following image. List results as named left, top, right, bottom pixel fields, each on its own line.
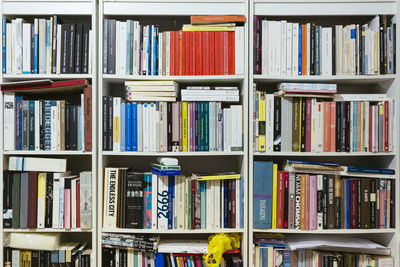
left=0, top=0, right=98, bottom=265
left=98, top=0, right=249, bottom=265
left=248, top=0, right=400, bottom=266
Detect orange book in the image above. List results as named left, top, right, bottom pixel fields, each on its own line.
left=301, top=24, right=307, bottom=76
left=184, top=31, right=190, bottom=76
left=190, top=15, right=245, bottom=25
left=228, top=31, right=235, bottom=75
left=223, top=31, right=229, bottom=75
left=276, top=171, right=285, bottom=229
left=190, top=31, right=195, bottom=75
left=195, top=32, right=202, bottom=75
left=203, top=31, right=209, bottom=75
left=209, top=31, right=215, bottom=75
left=323, top=102, right=331, bottom=152
left=300, top=174, right=306, bottom=230
left=330, top=102, right=336, bottom=152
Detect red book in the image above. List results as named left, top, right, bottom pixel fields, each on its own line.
left=223, top=31, right=229, bottom=75
left=203, top=31, right=209, bottom=75
left=176, top=31, right=181, bottom=75
left=195, top=32, right=201, bottom=75
left=76, top=180, right=80, bottom=228
left=350, top=179, right=358, bottom=229
left=184, top=31, right=190, bottom=76
left=323, top=102, right=330, bottom=152
left=190, top=16, right=245, bottom=24
left=216, top=31, right=224, bottom=75
left=27, top=171, right=38, bottom=229
left=170, top=31, right=175, bottom=76
left=369, top=105, right=373, bottom=152
left=228, top=31, right=235, bottom=75
left=231, top=179, right=236, bottom=228
left=181, top=31, right=186, bottom=76
left=1, top=79, right=88, bottom=92
left=305, top=98, right=312, bottom=152
left=330, top=102, right=336, bottom=152
left=209, top=31, right=215, bottom=75
left=384, top=100, right=389, bottom=151
left=283, top=172, right=289, bottom=229
left=190, top=32, right=196, bottom=75
left=84, top=85, right=92, bottom=151
left=191, top=180, right=196, bottom=229
left=276, top=171, right=285, bottom=229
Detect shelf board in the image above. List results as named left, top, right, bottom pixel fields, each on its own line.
left=103, top=151, right=244, bottom=156
left=2, top=74, right=93, bottom=80
left=2, top=1, right=93, bottom=16
left=4, top=150, right=93, bottom=156
left=3, top=228, right=92, bottom=233
left=102, top=228, right=244, bottom=234
left=253, top=74, right=396, bottom=84
left=103, top=74, right=244, bottom=83
left=253, top=151, right=395, bottom=157
left=252, top=228, right=396, bottom=234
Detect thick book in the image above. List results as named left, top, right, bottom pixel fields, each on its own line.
left=125, top=172, right=144, bottom=229
left=253, top=161, right=273, bottom=229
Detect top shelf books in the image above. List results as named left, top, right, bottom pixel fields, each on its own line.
left=253, top=15, right=396, bottom=77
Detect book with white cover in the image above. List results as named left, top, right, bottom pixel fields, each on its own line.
left=71, top=178, right=77, bottom=229
left=235, top=26, right=244, bottom=75
left=8, top=157, right=67, bottom=172
left=292, top=23, right=299, bottom=76
left=281, top=97, right=293, bottom=152
left=321, top=27, right=332, bottom=75
left=333, top=94, right=388, bottom=102
left=52, top=174, right=60, bottom=228
left=103, top=168, right=119, bottom=229
left=119, top=22, right=127, bottom=75
left=22, top=23, right=31, bottom=74
left=6, top=23, right=12, bottom=74
left=14, top=19, right=23, bottom=74
left=35, top=101, right=40, bottom=150
left=80, top=171, right=92, bottom=229
left=3, top=93, right=15, bottom=150
left=10, top=233, right=61, bottom=251
left=157, top=176, right=169, bottom=229
left=151, top=174, right=158, bottom=229
left=266, top=94, right=274, bottom=152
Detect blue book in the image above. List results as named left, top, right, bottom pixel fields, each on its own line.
left=197, top=102, right=201, bottom=151
left=287, top=160, right=339, bottom=167
left=261, top=247, right=268, bottom=267
left=126, top=103, right=132, bottom=151
left=16, top=96, right=23, bottom=150
left=126, top=21, right=131, bottom=75
left=151, top=168, right=181, bottom=176
left=167, top=176, right=174, bottom=229
left=77, top=106, right=82, bottom=150
left=253, top=161, right=273, bottom=228
left=347, top=166, right=395, bottom=175
left=153, top=26, right=158, bottom=75
left=120, top=102, right=126, bottom=151
left=155, top=253, right=164, bottom=267
left=240, top=176, right=244, bottom=228
left=147, top=26, right=152, bottom=75
left=33, top=21, right=38, bottom=74
left=44, top=20, right=51, bottom=75
left=44, top=100, right=51, bottom=150
left=143, top=173, right=152, bottom=229
left=283, top=250, right=291, bottom=267
left=346, top=179, right=350, bottom=229
left=2, top=18, right=6, bottom=74
left=259, top=244, right=286, bottom=248
left=50, top=251, right=59, bottom=266
left=132, top=103, right=138, bottom=151
left=200, top=181, right=206, bottom=229
left=298, top=25, right=302, bottom=76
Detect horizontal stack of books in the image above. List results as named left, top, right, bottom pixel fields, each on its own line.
left=4, top=157, right=92, bottom=230
left=254, top=15, right=396, bottom=76
left=253, top=160, right=395, bottom=230
left=103, top=15, right=245, bottom=76
left=2, top=16, right=92, bottom=74
left=181, top=85, right=240, bottom=102
left=102, top=159, right=244, bottom=230
left=125, top=80, right=178, bottom=102
left=253, top=83, right=395, bottom=153
left=102, top=96, right=243, bottom=152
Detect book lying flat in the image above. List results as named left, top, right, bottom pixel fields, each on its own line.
left=10, top=233, right=61, bottom=250
left=1, top=79, right=88, bottom=93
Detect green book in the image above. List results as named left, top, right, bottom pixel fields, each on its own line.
left=12, top=172, right=21, bottom=228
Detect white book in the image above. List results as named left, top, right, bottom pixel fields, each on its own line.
left=10, top=233, right=61, bottom=251
left=321, top=27, right=332, bottom=75
left=3, top=93, right=15, bottom=150
left=38, top=19, right=46, bottom=74
left=281, top=20, right=287, bottom=76
left=35, top=101, right=40, bottom=150
left=343, top=25, right=349, bottom=75
left=209, top=180, right=216, bottom=229
left=138, top=252, right=142, bottom=266
left=143, top=103, right=150, bottom=151
left=133, top=21, right=140, bottom=75
left=56, top=24, right=62, bottom=74
left=137, top=103, right=143, bottom=151
left=350, top=24, right=356, bottom=75
left=266, top=94, right=274, bottom=152
left=52, top=175, right=60, bottom=228
left=115, top=21, right=120, bottom=75
left=51, top=105, right=57, bottom=151
left=224, top=108, right=231, bottom=151
left=281, top=97, right=292, bottom=152
left=176, top=176, right=185, bottom=229
left=166, top=31, right=170, bottom=76
left=286, top=22, right=292, bottom=75
left=159, top=32, right=163, bottom=76
left=338, top=25, right=343, bottom=75
left=6, top=23, right=12, bottom=74
left=267, top=21, right=274, bottom=75
left=261, top=20, right=268, bottom=75
left=316, top=102, right=324, bottom=152
left=103, top=168, right=119, bottom=229
left=235, top=26, right=244, bottom=75
left=333, top=94, right=388, bottom=102
left=22, top=23, right=31, bottom=74
left=59, top=176, right=65, bottom=228
left=275, top=21, right=281, bottom=75
left=292, top=23, right=299, bottom=76
left=56, top=101, right=61, bottom=151
left=79, top=171, right=92, bottom=229
left=149, top=103, right=155, bottom=151
left=306, top=23, right=311, bottom=75
left=311, top=98, right=317, bottom=152
left=71, top=178, right=77, bottom=228
left=113, top=97, right=121, bottom=152
left=151, top=173, right=158, bottom=229
left=37, top=173, right=46, bottom=228
left=119, top=22, right=127, bottom=75
left=142, top=26, right=148, bottom=75
left=214, top=180, right=220, bottom=229
left=231, top=105, right=243, bottom=151
left=155, top=104, right=160, bottom=151
left=206, top=180, right=212, bottom=229
left=157, top=176, right=168, bottom=230
left=15, top=19, right=24, bottom=74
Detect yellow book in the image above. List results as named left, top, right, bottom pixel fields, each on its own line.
left=20, top=251, right=24, bottom=267
left=176, top=256, right=181, bottom=267
left=25, top=251, right=31, bottom=267
left=360, top=102, right=364, bottom=150
left=257, top=91, right=266, bottom=151
left=298, top=98, right=302, bottom=152
left=374, top=31, right=379, bottom=74
left=194, top=173, right=240, bottom=181
left=254, top=245, right=260, bottom=267
left=37, top=173, right=47, bottom=228
left=182, top=102, right=188, bottom=152
left=271, top=164, right=278, bottom=229
left=182, top=26, right=235, bottom=31
left=49, top=17, right=53, bottom=73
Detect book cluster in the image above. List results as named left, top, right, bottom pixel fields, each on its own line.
left=103, top=83, right=243, bottom=152
left=2, top=16, right=92, bottom=75
left=102, top=16, right=245, bottom=76
left=253, top=83, right=395, bottom=153
left=254, top=15, right=396, bottom=76
left=3, top=80, right=92, bottom=151
left=253, top=160, right=395, bottom=230
left=103, top=158, right=244, bottom=230
left=3, top=157, right=92, bottom=230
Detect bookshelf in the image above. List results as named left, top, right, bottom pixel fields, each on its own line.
left=98, top=0, right=249, bottom=265
left=0, top=0, right=98, bottom=265
left=249, top=0, right=399, bottom=266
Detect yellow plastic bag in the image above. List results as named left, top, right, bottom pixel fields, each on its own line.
left=203, top=233, right=241, bottom=267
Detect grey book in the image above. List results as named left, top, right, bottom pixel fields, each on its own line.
left=281, top=97, right=293, bottom=152
left=12, top=172, right=21, bottom=228
left=19, top=172, right=29, bottom=228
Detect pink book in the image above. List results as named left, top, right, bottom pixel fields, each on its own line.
left=283, top=172, right=289, bottom=229
left=379, top=180, right=385, bottom=228
left=309, top=175, right=317, bottom=230
left=329, top=102, right=336, bottom=152
left=218, top=103, right=223, bottom=151
left=64, top=187, right=71, bottom=229
left=323, top=102, right=330, bottom=152
left=189, top=103, right=193, bottom=152
left=305, top=98, right=312, bottom=152
left=357, top=102, right=361, bottom=152
left=305, top=174, right=310, bottom=230
left=386, top=180, right=391, bottom=228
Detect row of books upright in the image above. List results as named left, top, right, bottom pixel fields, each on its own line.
left=2, top=16, right=92, bottom=75
left=102, top=166, right=244, bottom=230
left=253, top=84, right=395, bottom=153
left=103, top=16, right=245, bottom=76
left=253, top=160, right=395, bottom=230
left=254, top=15, right=396, bottom=76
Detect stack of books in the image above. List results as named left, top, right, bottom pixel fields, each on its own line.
left=254, top=15, right=396, bottom=76
left=253, top=83, right=395, bottom=153
left=125, top=80, right=178, bottom=102
left=4, top=157, right=92, bottom=230
left=2, top=16, right=92, bottom=75
left=253, top=160, right=395, bottom=230
left=103, top=15, right=245, bottom=76
left=181, top=86, right=240, bottom=102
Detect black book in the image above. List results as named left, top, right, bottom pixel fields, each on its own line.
left=74, top=24, right=83, bottom=74
left=310, top=23, right=315, bottom=75
left=107, top=19, right=116, bottom=74
left=45, top=173, right=53, bottom=228
left=108, top=96, right=114, bottom=151
left=45, top=251, right=51, bottom=266
left=12, top=172, right=21, bottom=228
left=341, top=102, right=347, bottom=152
left=102, top=247, right=116, bottom=266
left=68, top=24, right=76, bottom=74
left=61, top=24, right=70, bottom=74
left=357, top=179, right=362, bottom=228
left=118, top=168, right=127, bottom=228
left=52, top=16, right=60, bottom=74
left=322, top=175, right=328, bottom=229
left=390, top=180, right=395, bottom=228
left=379, top=16, right=385, bottom=74
left=31, top=23, right=35, bottom=73
left=332, top=26, right=336, bottom=75
left=32, top=250, right=40, bottom=267
left=336, top=102, right=341, bottom=152
left=334, top=177, right=341, bottom=229
left=103, top=19, right=109, bottom=74
left=300, top=98, right=306, bottom=152
left=3, top=171, right=13, bottom=228
left=273, top=97, right=281, bottom=152
left=370, top=179, right=377, bottom=228
left=29, top=101, right=35, bottom=150
left=327, top=175, right=335, bottom=229
left=82, top=24, right=90, bottom=74
left=360, top=25, right=365, bottom=75
left=4, top=247, right=12, bottom=266
left=167, top=102, right=172, bottom=151
left=125, top=172, right=144, bottom=229
left=283, top=173, right=288, bottom=229
left=70, top=105, right=78, bottom=150
left=40, top=100, right=45, bottom=150
left=65, top=105, right=71, bottom=150
left=393, top=24, right=396, bottom=73
left=345, top=102, right=351, bottom=152
left=102, top=96, right=109, bottom=151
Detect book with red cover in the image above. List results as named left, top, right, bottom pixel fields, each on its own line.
left=203, top=31, right=209, bottom=75
left=190, top=15, right=245, bottom=24
left=330, top=102, right=336, bottom=152
left=301, top=24, right=307, bottom=76
left=184, top=31, right=190, bottom=76
left=276, top=171, right=285, bottom=229
left=217, top=31, right=224, bottom=75
left=170, top=31, right=175, bottom=76
left=223, top=31, right=229, bottom=75
left=1, top=79, right=88, bottom=92
left=384, top=100, right=389, bottom=151
left=209, top=31, right=215, bottom=75
left=228, top=31, right=235, bottom=75
left=190, top=32, right=196, bottom=76
left=323, top=102, right=330, bottom=152
left=84, top=85, right=92, bottom=151
left=195, top=32, right=202, bottom=75
left=305, top=98, right=312, bottom=152
left=181, top=31, right=186, bottom=76
left=0, top=79, right=52, bottom=90
left=76, top=180, right=80, bottom=228
left=179, top=31, right=183, bottom=75
left=350, top=179, right=358, bottom=229
left=27, top=171, right=38, bottom=229
left=175, top=31, right=181, bottom=76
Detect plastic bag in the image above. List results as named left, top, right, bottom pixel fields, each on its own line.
left=203, top=233, right=241, bottom=267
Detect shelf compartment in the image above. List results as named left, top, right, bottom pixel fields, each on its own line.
left=2, top=1, right=93, bottom=16
left=253, top=152, right=396, bottom=157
